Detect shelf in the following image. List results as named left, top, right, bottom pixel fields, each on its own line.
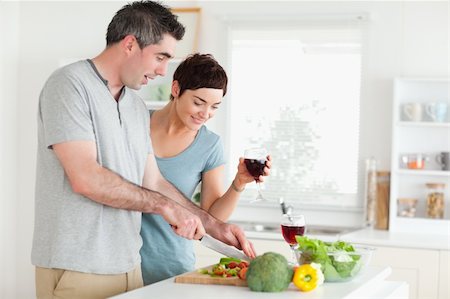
left=390, top=77, right=450, bottom=234
left=395, top=169, right=450, bottom=177
left=392, top=217, right=450, bottom=235
left=396, top=121, right=450, bottom=128
left=397, top=216, right=450, bottom=222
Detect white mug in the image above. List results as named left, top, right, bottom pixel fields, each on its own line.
left=402, top=103, right=422, bottom=122
left=425, top=102, right=448, bottom=122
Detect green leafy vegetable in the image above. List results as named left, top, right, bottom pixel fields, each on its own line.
left=296, top=236, right=362, bottom=282
left=219, top=257, right=242, bottom=266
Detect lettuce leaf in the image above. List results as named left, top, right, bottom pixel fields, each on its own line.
left=296, top=236, right=362, bottom=281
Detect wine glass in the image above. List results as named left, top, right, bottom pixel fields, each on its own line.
left=281, top=214, right=306, bottom=265
left=243, top=147, right=268, bottom=203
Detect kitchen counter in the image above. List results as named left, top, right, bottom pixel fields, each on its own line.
left=110, top=266, right=408, bottom=299
left=341, top=228, right=450, bottom=251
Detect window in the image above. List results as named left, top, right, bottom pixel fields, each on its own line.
left=228, top=21, right=363, bottom=207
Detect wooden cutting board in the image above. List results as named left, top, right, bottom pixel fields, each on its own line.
left=174, top=266, right=248, bottom=287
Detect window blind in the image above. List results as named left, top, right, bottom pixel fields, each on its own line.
left=228, top=21, right=363, bottom=207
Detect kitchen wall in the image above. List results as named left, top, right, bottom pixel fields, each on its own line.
left=0, top=2, right=19, bottom=298
left=0, top=1, right=448, bottom=297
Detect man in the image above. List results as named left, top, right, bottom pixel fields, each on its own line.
left=32, top=1, right=255, bottom=298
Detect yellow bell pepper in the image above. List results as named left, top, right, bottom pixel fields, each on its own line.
left=292, top=263, right=324, bottom=292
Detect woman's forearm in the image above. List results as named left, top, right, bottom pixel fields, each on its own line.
left=205, top=179, right=245, bottom=221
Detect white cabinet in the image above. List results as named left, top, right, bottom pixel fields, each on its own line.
left=439, top=250, right=450, bottom=299
left=389, top=78, right=450, bottom=234
left=369, top=245, right=449, bottom=299
left=369, top=245, right=440, bottom=299
left=136, top=59, right=182, bottom=109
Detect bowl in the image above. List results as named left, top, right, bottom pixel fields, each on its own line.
left=295, top=245, right=374, bottom=282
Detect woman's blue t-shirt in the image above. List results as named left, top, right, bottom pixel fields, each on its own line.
left=140, top=113, right=225, bottom=285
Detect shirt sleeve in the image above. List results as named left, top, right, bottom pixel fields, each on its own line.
left=203, top=136, right=226, bottom=172
left=39, top=70, right=95, bottom=148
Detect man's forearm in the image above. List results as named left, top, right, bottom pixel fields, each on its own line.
left=77, top=165, right=171, bottom=214
left=73, top=163, right=206, bottom=240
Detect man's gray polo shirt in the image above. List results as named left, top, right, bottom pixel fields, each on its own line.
left=32, top=60, right=151, bottom=274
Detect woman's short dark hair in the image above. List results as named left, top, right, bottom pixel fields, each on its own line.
left=172, top=54, right=228, bottom=100
left=106, top=1, right=185, bottom=49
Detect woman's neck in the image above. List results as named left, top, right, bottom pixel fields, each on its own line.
left=154, top=101, right=195, bottom=136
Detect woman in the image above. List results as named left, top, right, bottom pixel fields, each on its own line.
left=140, top=54, right=271, bottom=285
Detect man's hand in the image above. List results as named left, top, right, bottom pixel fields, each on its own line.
left=157, top=200, right=206, bottom=240
left=207, top=222, right=256, bottom=259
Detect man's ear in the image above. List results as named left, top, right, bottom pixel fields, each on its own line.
left=122, top=35, right=137, bottom=53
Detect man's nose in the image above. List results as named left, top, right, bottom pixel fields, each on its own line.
left=156, top=61, right=169, bottom=76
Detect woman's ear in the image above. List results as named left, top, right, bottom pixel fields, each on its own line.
left=171, top=80, right=180, bottom=98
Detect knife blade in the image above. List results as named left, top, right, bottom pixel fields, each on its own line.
left=199, top=234, right=250, bottom=261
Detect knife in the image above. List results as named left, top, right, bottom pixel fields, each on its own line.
left=199, top=234, right=250, bottom=261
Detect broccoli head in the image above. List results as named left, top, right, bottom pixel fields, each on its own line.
left=246, top=252, right=293, bottom=292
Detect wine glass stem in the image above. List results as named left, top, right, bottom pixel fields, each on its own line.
left=290, top=245, right=298, bottom=265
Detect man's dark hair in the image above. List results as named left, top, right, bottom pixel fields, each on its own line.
left=172, top=54, right=228, bottom=100
left=106, top=0, right=185, bottom=48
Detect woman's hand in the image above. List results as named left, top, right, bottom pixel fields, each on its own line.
left=233, top=155, right=272, bottom=190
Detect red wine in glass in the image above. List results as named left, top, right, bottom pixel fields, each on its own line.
left=244, top=158, right=266, bottom=181
left=281, top=214, right=306, bottom=265
left=281, top=224, right=305, bottom=245
left=244, top=148, right=268, bottom=202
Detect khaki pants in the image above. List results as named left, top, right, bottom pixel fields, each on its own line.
left=35, top=266, right=143, bottom=299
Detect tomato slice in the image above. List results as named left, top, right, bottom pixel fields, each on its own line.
left=238, top=261, right=249, bottom=268
left=238, top=267, right=248, bottom=280
left=228, top=262, right=238, bottom=269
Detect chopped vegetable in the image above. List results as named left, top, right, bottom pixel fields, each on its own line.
left=238, top=267, right=248, bottom=280
left=200, top=257, right=249, bottom=278
left=198, top=268, right=209, bottom=275
left=228, top=261, right=238, bottom=269
left=219, top=257, right=242, bottom=265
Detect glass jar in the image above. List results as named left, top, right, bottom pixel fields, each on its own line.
left=397, top=198, right=418, bottom=218
left=400, top=153, right=428, bottom=169
left=425, top=183, right=445, bottom=219
left=364, top=157, right=377, bottom=227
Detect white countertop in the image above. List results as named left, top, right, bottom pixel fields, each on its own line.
left=110, top=266, right=408, bottom=299
left=341, top=228, right=450, bottom=251
left=245, top=227, right=450, bottom=251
